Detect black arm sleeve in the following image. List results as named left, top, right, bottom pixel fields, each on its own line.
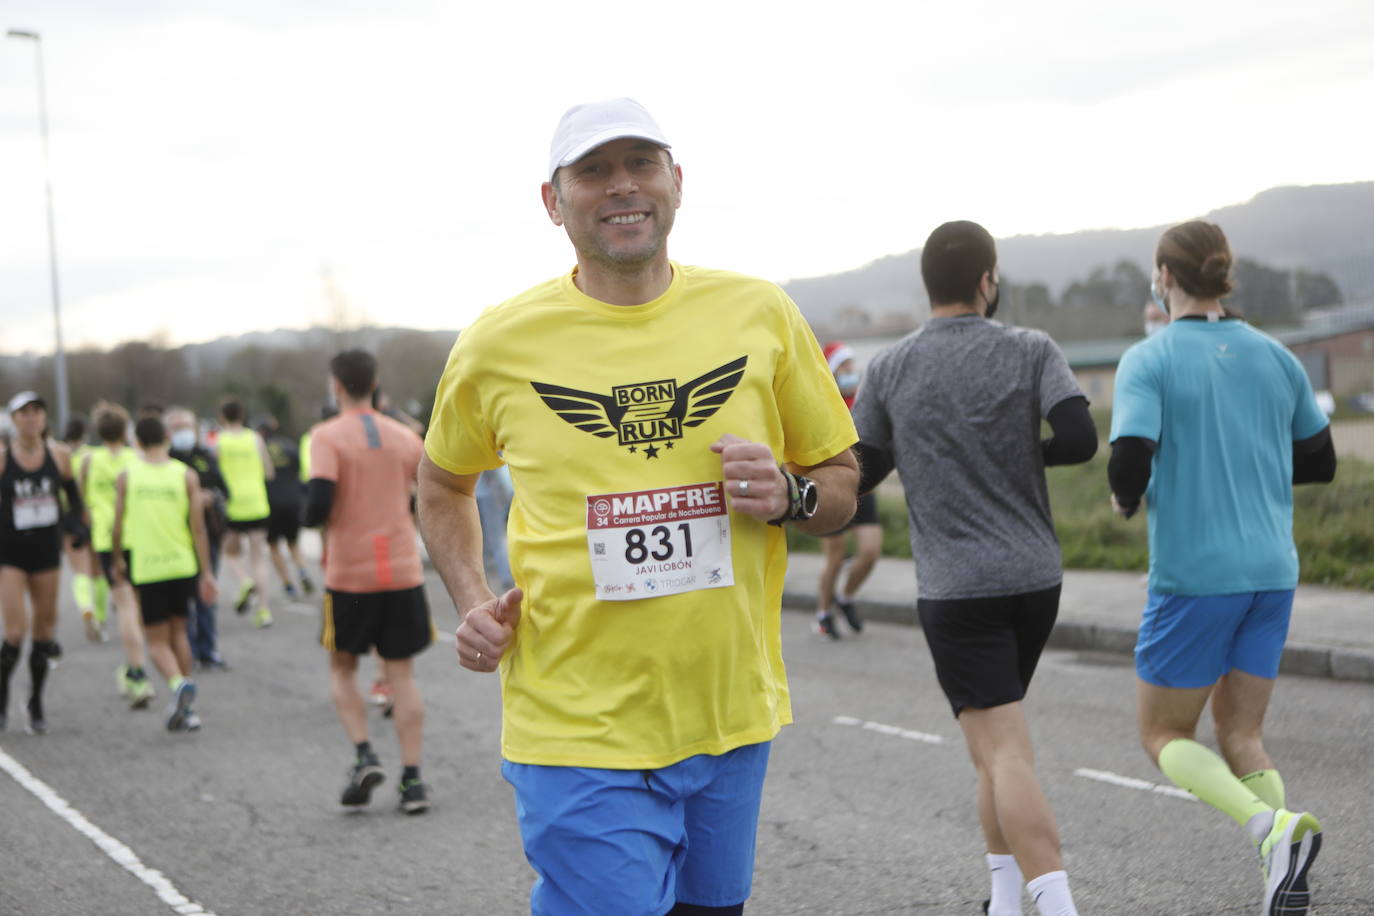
left=1042, top=396, right=1098, bottom=466
left=303, top=478, right=336, bottom=528
left=854, top=442, right=895, bottom=496
left=1108, top=436, right=1156, bottom=517
left=60, top=477, right=90, bottom=548
left=61, top=476, right=85, bottom=519
left=1293, top=426, right=1337, bottom=485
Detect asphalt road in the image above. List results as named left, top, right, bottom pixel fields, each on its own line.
left=1, top=568, right=1371, bottom=916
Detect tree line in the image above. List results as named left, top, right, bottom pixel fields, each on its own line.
left=0, top=327, right=456, bottom=439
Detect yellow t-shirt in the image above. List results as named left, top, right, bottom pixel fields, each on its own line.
left=425, top=263, right=857, bottom=769
left=85, top=444, right=140, bottom=553
left=217, top=428, right=270, bottom=522
left=125, top=458, right=197, bottom=585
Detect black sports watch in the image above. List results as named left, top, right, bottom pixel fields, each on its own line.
left=768, top=470, right=819, bottom=526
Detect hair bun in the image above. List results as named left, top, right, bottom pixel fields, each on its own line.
left=1198, top=251, right=1233, bottom=296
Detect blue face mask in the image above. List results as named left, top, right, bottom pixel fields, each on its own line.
left=835, top=371, right=860, bottom=395
left=170, top=429, right=197, bottom=451
left=1150, top=279, right=1169, bottom=316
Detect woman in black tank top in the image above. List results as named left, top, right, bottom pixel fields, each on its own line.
left=1, top=392, right=81, bottom=735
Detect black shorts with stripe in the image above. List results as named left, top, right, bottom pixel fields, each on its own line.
left=917, top=583, right=1060, bottom=717
left=321, top=585, right=433, bottom=660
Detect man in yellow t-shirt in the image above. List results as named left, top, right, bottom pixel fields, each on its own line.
left=418, top=98, right=858, bottom=916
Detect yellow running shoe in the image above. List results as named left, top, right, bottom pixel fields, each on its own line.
left=1259, top=808, right=1322, bottom=915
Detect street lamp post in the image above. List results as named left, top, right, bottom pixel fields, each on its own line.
left=7, top=28, right=70, bottom=430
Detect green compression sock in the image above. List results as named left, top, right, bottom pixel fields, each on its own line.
left=93, top=576, right=110, bottom=624
left=1158, top=738, right=1271, bottom=827
left=1241, top=769, right=1286, bottom=810
left=72, top=573, right=93, bottom=612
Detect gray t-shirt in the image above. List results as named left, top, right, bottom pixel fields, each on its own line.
left=851, top=316, right=1084, bottom=600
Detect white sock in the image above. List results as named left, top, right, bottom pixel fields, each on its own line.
left=986, top=853, right=1023, bottom=915
left=1027, top=870, right=1078, bottom=916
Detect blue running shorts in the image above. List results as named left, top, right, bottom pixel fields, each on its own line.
left=1135, top=590, right=1295, bottom=688
left=502, top=741, right=771, bottom=916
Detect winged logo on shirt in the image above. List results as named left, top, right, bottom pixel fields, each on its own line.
left=532, top=356, right=747, bottom=458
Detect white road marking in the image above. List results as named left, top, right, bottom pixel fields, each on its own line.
left=1074, top=767, right=1196, bottom=801
left=833, top=715, right=946, bottom=745
left=0, top=746, right=219, bottom=915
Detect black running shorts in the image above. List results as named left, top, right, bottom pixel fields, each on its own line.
left=226, top=517, right=268, bottom=534
left=917, top=583, right=1061, bottom=717
left=0, top=530, right=61, bottom=574
left=321, top=585, right=433, bottom=660
left=97, top=549, right=134, bottom=585
left=265, top=502, right=301, bottom=545
left=137, top=576, right=194, bottom=626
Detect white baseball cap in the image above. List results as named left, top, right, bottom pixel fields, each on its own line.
left=6, top=391, right=45, bottom=414
left=547, top=98, right=671, bottom=182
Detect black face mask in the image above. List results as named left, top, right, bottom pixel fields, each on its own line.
left=983, top=280, right=1000, bottom=320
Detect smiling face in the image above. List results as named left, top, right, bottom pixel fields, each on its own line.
left=542, top=138, right=682, bottom=273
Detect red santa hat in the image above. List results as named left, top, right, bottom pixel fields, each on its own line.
left=822, top=341, right=854, bottom=374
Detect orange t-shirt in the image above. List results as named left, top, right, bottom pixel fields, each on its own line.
left=309, top=409, right=424, bottom=593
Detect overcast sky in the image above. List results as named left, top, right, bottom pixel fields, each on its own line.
left=3, top=0, right=1372, bottom=355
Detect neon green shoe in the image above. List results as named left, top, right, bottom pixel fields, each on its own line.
left=1259, top=808, right=1321, bottom=915
left=253, top=605, right=274, bottom=629
left=234, top=580, right=257, bottom=615
left=127, top=675, right=155, bottom=710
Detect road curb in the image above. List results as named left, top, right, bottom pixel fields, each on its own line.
left=781, top=590, right=1374, bottom=684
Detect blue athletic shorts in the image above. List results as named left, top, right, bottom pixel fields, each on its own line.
left=502, top=741, right=771, bottom=916
left=1135, top=590, right=1294, bottom=688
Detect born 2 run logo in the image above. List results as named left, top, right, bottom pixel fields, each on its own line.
left=531, top=356, right=747, bottom=459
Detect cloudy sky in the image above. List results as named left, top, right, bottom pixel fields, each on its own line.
left=2, top=0, right=1372, bottom=354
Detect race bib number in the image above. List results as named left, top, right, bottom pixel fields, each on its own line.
left=586, top=482, right=734, bottom=601
left=13, top=478, right=59, bottom=531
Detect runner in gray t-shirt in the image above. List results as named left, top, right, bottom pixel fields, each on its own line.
left=851, top=221, right=1096, bottom=916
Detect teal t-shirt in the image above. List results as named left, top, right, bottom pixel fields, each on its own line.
left=1110, top=318, right=1329, bottom=595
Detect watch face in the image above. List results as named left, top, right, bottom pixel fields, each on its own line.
left=798, top=476, right=819, bottom=518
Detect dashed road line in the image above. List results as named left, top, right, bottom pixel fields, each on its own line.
left=1075, top=767, right=1196, bottom=801
left=0, top=746, right=219, bottom=915
left=832, top=715, right=946, bottom=744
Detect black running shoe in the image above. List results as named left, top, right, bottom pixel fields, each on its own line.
left=814, top=612, right=840, bottom=640
left=26, top=697, right=47, bottom=736
left=834, top=595, right=863, bottom=633
left=300, top=575, right=316, bottom=597
left=398, top=778, right=429, bottom=815
left=341, top=752, right=385, bottom=807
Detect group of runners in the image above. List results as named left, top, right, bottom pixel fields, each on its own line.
left=0, top=394, right=302, bottom=737
left=1, top=96, right=1339, bottom=915
left=415, top=99, right=1334, bottom=916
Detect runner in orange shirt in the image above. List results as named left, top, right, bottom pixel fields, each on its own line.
left=305, top=350, right=431, bottom=814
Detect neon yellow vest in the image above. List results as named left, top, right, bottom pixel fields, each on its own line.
left=126, top=458, right=197, bottom=585
left=299, top=431, right=312, bottom=483
left=217, top=428, right=270, bottom=522
left=86, top=444, right=139, bottom=552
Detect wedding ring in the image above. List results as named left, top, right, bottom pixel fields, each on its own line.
left=739, top=479, right=749, bottom=496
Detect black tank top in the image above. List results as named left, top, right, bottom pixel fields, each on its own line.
left=1, top=441, right=62, bottom=538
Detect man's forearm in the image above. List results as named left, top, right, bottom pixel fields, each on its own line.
left=789, top=459, right=858, bottom=537
left=417, top=483, right=496, bottom=614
